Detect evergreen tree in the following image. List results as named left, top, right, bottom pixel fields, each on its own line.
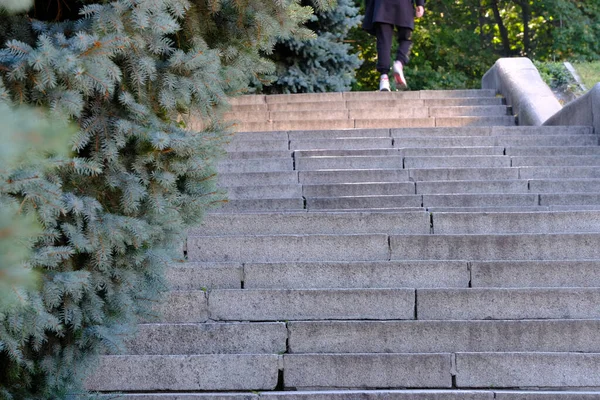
left=263, top=0, right=363, bottom=93
left=0, top=0, right=328, bottom=398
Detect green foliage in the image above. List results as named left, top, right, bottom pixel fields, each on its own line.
left=0, top=0, right=320, bottom=398
left=534, top=61, right=574, bottom=90
left=261, top=0, right=363, bottom=93
left=350, top=0, right=600, bottom=90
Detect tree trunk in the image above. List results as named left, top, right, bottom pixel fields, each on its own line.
left=519, top=0, right=531, bottom=56
left=490, top=0, right=511, bottom=56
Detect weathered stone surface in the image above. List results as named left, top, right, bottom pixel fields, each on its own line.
left=530, top=179, right=600, bottom=193
left=394, top=136, right=496, bottom=148
left=296, top=149, right=399, bottom=157
left=495, top=135, right=598, bottom=147
left=349, top=108, right=429, bottom=119
left=291, top=138, right=393, bottom=150
left=456, top=353, right=600, bottom=388
left=86, top=354, right=280, bottom=391
left=126, top=322, right=287, bottom=355
left=284, top=354, right=452, bottom=389
left=540, top=194, right=600, bottom=206
left=296, top=155, right=401, bottom=170
left=288, top=129, right=390, bottom=140
left=217, top=172, right=299, bottom=187
left=115, top=395, right=257, bottom=400
left=217, top=158, right=293, bottom=173
left=287, top=320, right=600, bottom=353
left=390, top=234, right=600, bottom=260
left=420, top=89, right=496, bottom=99
left=166, top=263, right=242, bottom=290
left=405, top=155, right=510, bottom=169
left=506, top=146, right=600, bottom=156
left=194, top=211, right=429, bottom=235
left=261, top=390, right=494, bottom=400
left=303, top=183, right=415, bottom=197
left=429, top=106, right=508, bottom=117
left=148, top=291, right=208, bottom=323
left=224, top=184, right=302, bottom=200
left=209, top=289, right=415, bottom=321
left=307, top=195, right=423, bottom=210
left=435, top=116, right=515, bottom=127
left=188, top=234, right=390, bottom=262
left=433, top=211, right=600, bottom=234
left=393, top=127, right=493, bottom=137
left=269, top=110, right=349, bottom=121
left=244, top=261, right=467, bottom=289
left=299, top=169, right=409, bottom=184
left=471, top=261, right=600, bottom=288
left=400, top=147, right=504, bottom=156
left=225, top=139, right=289, bottom=152
left=418, top=288, right=600, bottom=320
left=491, top=125, right=592, bottom=136
left=215, top=198, right=305, bottom=213
left=495, top=392, right=600, bottom=400
left=423, top=194, right=538, bottom=208
left=512, top=156, right=600, bottom=167
left=417, top=180, right=527, bottom=195
left=518, top=166, right=600, bottom=179
left=544, top=83, right=600, bottom=135
left=266, top=92, right=344, bottom=104
left=409, top=167, right=518, bottom=181
left=355, top=118, right=436, bottom=129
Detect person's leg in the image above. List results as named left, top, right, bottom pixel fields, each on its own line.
left=375, top=23, right=394, bottom=74
left=393, top=27, right=413, bottom=87
left=395, top=27, right=413, bottom=66
left=375, top=23, right=394, bottom=91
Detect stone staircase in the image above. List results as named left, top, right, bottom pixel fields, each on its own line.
left=89, top=89, right=600, bottom=399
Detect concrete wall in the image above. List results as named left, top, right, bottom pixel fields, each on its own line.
left=482, top=58, right=562, bottom=126
left=544, top=83, right=600, bottom=134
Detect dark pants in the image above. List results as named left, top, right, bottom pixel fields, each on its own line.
left=375, top=23, right=413, bottom=74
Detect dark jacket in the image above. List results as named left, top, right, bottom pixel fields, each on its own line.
left=363, top=0, right=425, bottom=35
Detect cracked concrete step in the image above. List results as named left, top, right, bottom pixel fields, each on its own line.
left=306, top=195, right=423, bottom=210
left=193, top=211, right=430, bottom=236
left=86, top=354, right=280, bottom=392
left=217, top=158, right=293, bottom=173
left=390, top=233, right=600, bottom=260
left=243, top=261, right=468, bottom=289
left=284, top=353, right=452, bottom=389
left=217, top=171, right=298, bottom=186
left=287, top=320, right=600, bottom=353
left=433, top=211, right=600, bottom=234
left=303, top=182, right=416, bottom=197
left=210, top=289, right=414, bottom=321
left=470, top=260, right=600, bottom=288
left=187, top=234, right=390, bottom=262
left=125, top=322, right=286, bottom=355
left=512, top=156, right=600, bottom=167
left=419, top=288, right=600, bottom=320
left=455, top=353, right=600, bottom=389
left=299, top=169, right=409, bottom=184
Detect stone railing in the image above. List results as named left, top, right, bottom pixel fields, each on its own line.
left=483, top=57, right=600, bottom=134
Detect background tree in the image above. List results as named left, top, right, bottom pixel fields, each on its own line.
left=259, top=0, right=362, bottom=93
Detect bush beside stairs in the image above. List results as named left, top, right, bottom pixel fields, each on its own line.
left=88, top=89, right=600, bottom=399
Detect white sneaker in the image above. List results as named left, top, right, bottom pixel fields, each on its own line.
left=379, top=74, right=391, bottom=92
left=393, top=61, right=407, bottom=88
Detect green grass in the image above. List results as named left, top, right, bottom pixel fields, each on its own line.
left=572, top=61, right=600, bottom=89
